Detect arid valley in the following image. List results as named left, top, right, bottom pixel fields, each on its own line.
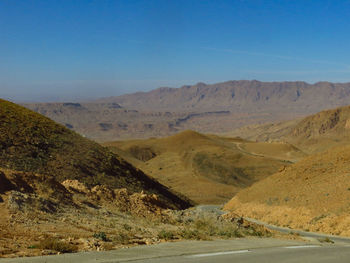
left=2, top=80, right=350, bottom=260
left=2, top=1, right=350, bottom=262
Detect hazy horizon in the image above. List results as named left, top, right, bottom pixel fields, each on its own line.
left=5, top=78, right=350, bottom=104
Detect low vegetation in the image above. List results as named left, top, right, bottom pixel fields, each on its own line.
left=155, top=207, right=272, bottom=242
left=318, top=237, right=334, bottom=244
left=93, top=232, right=109, bottom=242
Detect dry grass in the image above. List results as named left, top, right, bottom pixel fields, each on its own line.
left=38, top=237, right=78, bottom=253
left=225, top=144, right=350, bottom=237
left=104, top=131, right=299, bottom=204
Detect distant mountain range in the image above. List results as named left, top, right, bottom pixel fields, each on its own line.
left=96, top=80, right=350, bottom=112
left=23, top=80, right=350, bottom=141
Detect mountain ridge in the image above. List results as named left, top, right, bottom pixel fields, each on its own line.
left=94, top=80, right=350, bottom=112
left=23, top=80, right=350, bottom=141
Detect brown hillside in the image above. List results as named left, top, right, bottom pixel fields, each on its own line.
left=224, top=144, right=350, bottom=237
left=104, top=131, right=305, bottom=204
left=0, top=99, right=192, bottom=209
left=231, top=105, right=350, bottom=154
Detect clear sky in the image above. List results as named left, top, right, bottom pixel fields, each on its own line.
left=1, top=0, right=350, bottom=102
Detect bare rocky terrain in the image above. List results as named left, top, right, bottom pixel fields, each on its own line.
left=23, top=80, right=350, bottom=141
left=0, top=168, right=273, bottom=258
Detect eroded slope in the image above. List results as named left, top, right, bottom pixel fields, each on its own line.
left=104, top=131, right=305, bottom=204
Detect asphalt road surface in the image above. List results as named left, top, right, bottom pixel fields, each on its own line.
left=129, top=245, right=350, bottom=263
left=1, top=238, right=350, bottom=263
left=245, top=217, right=350, bottom=244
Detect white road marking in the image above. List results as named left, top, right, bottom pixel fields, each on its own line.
left=187, top=250, right=250, bottom=258
left=284, top=245, right=321, bottom=249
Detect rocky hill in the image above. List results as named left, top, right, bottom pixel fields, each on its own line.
left=230, top=105, right=350, bottom=153
left=0, top=99, right=201, bottom=258
left=224, top=144, right=350, bottom=237
left=23, top=80, right=350, bottom=141
left=104, top=130, right=306, bottom=204
left=0, top=167, right=184, bottom=257
left=0, top=99, right=192, bottom=209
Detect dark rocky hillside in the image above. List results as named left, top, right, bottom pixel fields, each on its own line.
left=0, top=99, right=192, bottom=209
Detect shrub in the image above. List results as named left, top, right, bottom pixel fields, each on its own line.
left=318, top=237, right=334, bottom=243
left=27, top=245, right=38, bottom=249
left=93, top=232, right=108, bottom=241
left=179, top=229, right=202, bottom=240
left=158, top=230, right=175, bottom=240
left=123, top=224, right=132, bottom=231
left=217, top=228, right=244, bottom=238
left=114, top=232, right=131, bottom=244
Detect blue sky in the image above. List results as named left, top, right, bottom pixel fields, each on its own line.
left=1, top=0, right=350, bottom=102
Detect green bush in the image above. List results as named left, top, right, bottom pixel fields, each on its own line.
left=179, top=229, right=202, bottom=240
left=114, top=232, right=131, bottom=244
left=217, top=228, right=244, bottom=238
left=158, top=230, right=175, bottom=240
left=93, top=232, right=108, bottom=241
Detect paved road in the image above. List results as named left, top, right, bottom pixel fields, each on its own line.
left=195, top=205, right=350, bottom=244
left=129, top=245, right=350, bottom=263
left=1, top=238, right=348, bottom=263
left=245, top=217, right=350, bottom=244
